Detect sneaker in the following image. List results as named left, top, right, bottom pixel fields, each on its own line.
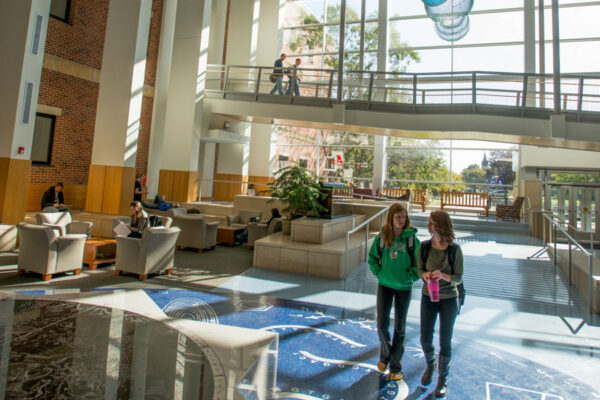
left=377, top=361, right=387, bottom=372
left=389, top=372, right=403, bottom=381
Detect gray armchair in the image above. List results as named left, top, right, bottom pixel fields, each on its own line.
left=247, top=219, right=282, bottom=249
left=227, top=210, right=263, bottom=228
left=35, top=212, right=93, bottom=237
left=0, top=224, right=18, bottom=266
left=115, top=226, right=180, bottom=280
left=17, top=222, right=86, bottom=280
left=173, top=214, right=219, bottom=252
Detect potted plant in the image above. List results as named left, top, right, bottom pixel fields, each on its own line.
left=267, top=165, right=328, bottom=234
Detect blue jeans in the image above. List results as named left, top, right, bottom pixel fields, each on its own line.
left=270, top=76, right=284, bottom=95
left=286, top=78, right=299, bottom=96
left=420, top=294, right=458, bottom=359
left=376, top=285, right=412, bottom=373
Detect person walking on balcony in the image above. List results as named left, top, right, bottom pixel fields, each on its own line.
left=270, top=53, right=286, bottom=95
left=418, top=210, right=463, bottom=398
left=286, top=58, right=302, bottom=96
left=368, top=202, right=420, bottom=381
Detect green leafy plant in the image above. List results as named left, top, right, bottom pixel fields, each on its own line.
left=267, top=166, right=328, bottom=218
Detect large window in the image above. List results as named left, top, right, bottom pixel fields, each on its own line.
left=31, top=113, right=55, bottom=165
left=50, top=0, right=71, bottom=22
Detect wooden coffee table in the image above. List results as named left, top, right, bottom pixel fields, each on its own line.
left=84, top=238, right=116, bottom=269
left=217, top=226, right=245, bottom=246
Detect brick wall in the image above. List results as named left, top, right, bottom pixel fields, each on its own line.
left=33, top=0, right=164, bottom=185
left=32, top=69, right=98, bottom=184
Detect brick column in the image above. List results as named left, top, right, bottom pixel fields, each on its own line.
left=85, top=0, right=152, bottom=215
left=0, top=0, right=50, bottom=223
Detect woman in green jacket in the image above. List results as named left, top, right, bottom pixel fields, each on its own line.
left=368, top=202, right=420, bottom=381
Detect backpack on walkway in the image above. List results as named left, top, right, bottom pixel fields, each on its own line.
left=420, top=240, right=466, bottom=314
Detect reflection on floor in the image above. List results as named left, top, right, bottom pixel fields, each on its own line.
left=5, top=217, right=600, bottom=399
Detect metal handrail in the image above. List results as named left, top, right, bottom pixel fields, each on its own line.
left=542, top=211, right=595, bottom=315
left=345, top=205, right=390, bottom=262
left=205, top=64, right=600, bottom=117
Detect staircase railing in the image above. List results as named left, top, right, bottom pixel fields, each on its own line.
left=345, top=205, right=389, bottom=262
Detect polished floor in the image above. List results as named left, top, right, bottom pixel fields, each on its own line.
left=2, top=217, right=599, bottom=399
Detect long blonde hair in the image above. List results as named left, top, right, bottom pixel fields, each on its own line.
left=130, top=201, right=144, bottom=223
left=430, top=210, right=455, bottom=244
left=382, top=203, right=410, bottom=248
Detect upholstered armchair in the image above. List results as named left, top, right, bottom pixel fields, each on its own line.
left=173, top=214, right=219, bottom=252
left=17, top=222, right=86, bottom=280
left=226, top=210, right=263, bottom=229
left=496, top=196, right=525, bottom=222
left=35, top=212, right=93, bottom=237
left=247, top=219, right=282, bottom=249
left=0, top=224, right=18, bottom=266
left=115, top=226, right=181, bottom=280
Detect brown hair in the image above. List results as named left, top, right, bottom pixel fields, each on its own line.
left=430, top=210, right=455, bottom=244
left=382, top=203, right=410, bottom=248
left=130, top=201, right=144, bottom=223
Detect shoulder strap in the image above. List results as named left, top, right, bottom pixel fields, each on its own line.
left=420, top=240, right=432, bottom=268
left=376, top=234, right=384, bottom=265
left=447, top=244, right=459, bottom=274
left=406, top=235, right=415, bottom=267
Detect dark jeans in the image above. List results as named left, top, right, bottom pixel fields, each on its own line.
left=420, top=294, right=458, bottom=359
left=376, top=285, right=411, bottom=373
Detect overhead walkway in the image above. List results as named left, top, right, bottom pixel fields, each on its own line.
left=204, top=64, right=600, bottom=149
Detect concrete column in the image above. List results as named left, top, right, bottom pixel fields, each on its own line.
left=0, top=0, right=50, bottom=223
left=248, top=123, right=274, bottom=196
left=372, top=135, right=387, bottom=192
left=154, top=0, right=213, bottom=203
left=524, top=0, right=536, bottom=107
left=86, top=0, right=152, bottom=215
left=377, top=0, right=389, bottom=72
left=146, top=0, right=177, bottom=199
left=214, top=120, right=251, bottom=201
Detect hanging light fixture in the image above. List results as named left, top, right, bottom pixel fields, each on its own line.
left=435, top=14, right=470, bottom=42
left=425, top=0, right=474, bottom=22
left=421, top=0, right=448, bottom=6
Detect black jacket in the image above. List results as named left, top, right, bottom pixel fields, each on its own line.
left=41, top=186, right=64, bottom=209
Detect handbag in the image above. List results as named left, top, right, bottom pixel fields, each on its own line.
left=269, top=73, right=277, bottom=83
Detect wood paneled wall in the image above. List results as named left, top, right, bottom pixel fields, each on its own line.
left=0, top=158, right=31, bottom=224
left=26, top=183, right=87, bottom=211
left=158, top=169, right=198, bottom=202
left=85, top=164, right=135, bottom=215
left=213, top=175, right=272, bottom=202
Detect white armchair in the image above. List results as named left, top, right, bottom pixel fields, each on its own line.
left=173, top=214, right=219, bottom=252
left=0, top=224, right=18, bottom=266
left=35, top=212, right=93, bottom=237
left=17, top=222, right=86, bottom=280
left=115, top=226, right=180, bottom=280
left=226, top=210, right=263, bottom=228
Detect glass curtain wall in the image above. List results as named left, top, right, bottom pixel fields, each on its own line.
left=273, top=127, right=520, bottom=208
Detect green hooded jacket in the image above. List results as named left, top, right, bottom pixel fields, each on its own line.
left=368, top=227, right=420, bottom=290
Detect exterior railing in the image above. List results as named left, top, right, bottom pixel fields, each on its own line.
left=205, top=64, right=600, bottom=120
left=542, top=211, right=596, bottom=315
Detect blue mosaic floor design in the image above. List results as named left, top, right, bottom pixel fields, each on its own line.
left=143, top=288, right=594, bottom=400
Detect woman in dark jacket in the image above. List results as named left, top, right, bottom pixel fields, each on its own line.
left=418, top=210, right=463, bottom=397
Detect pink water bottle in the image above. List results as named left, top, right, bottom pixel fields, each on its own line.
left=427, top=278, right=440, bottom=302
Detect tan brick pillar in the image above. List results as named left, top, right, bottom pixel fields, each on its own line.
left=0, top=0, right=50, bottom=223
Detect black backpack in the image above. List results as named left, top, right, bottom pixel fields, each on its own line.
left=420, top=240, right=466, bottom=313
left=148, top=215, right=162, bottom=227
